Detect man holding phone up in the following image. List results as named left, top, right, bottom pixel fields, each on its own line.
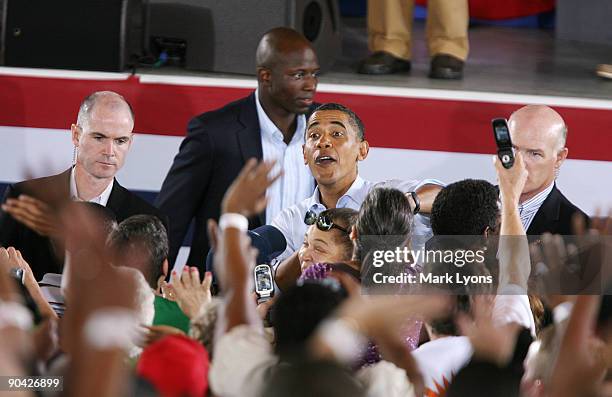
left=501, top=105, right=588, bottom=235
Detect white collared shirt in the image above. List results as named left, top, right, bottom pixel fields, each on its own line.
left=271, top=175, right=444, bottom=260
left=518, top=182, right=554, bottom=231
left=69, top=166, right=114, bottom=206
left=255, top=91, right=315, bottom=224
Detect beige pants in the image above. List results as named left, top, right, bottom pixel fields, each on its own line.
left=367, top=0, right=469, bottom=61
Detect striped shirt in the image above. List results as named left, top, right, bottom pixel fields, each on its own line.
left=255, top=91, right=315, bottom=224
left=518, top=182, right=554, bottom=231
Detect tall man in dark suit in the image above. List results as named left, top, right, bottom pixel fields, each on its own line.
left=0, top=91, right=165, bottom=279
left=508, top=105, right=588, bottom=235
left=156, top=27, right=320, bottom=268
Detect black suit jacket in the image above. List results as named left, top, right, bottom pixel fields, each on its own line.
left=155, top=92, right=318, bottom=268
left=526, top=184, right=589, bottom=236
left=0, top=169, right=166, bottom=279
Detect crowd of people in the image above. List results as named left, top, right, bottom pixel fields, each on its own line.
left=0, top=27, right=610, bottom=397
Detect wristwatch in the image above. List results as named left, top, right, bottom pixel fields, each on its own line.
left=408, top=191, right=420, bottom=215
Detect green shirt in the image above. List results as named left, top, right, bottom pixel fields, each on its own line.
left=153, top=295, right=190, bottom=334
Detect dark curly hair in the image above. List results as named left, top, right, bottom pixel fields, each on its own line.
left=308, top=103, right=365, bottom=140
left=431, top=179, right=499, bottom=236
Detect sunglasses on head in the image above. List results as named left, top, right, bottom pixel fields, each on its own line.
left=304, top=210, right=349, bottom=234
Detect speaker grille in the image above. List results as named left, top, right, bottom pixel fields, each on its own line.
left=302, top=1, right=322, bottom=42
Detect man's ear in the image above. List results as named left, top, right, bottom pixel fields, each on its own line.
left=302, top=144, right=308, bottom=165
left=349, top=225, right=358, bottom=241
left=357, top=140, right=370, bottom=161
left=555, top=147, right=568, bottom=169
left=71, top=124, right=81, bottom=147
left=483, top=226, right=490, bottom=239
left=257, top=67, right=271, bottom=86
left=162, top=258, right=169, bottom=277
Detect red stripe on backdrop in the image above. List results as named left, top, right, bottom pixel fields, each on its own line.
left=1, top=74, right=611, bottom=161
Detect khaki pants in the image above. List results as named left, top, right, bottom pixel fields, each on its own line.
left=367, top=0, right=469, bottom=61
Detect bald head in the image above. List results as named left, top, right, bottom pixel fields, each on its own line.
left=255, top=27, right=314, bottom=70
left=508, top=105, right=567, bottom=152
left=255, top=28, right=319, bottom=116
left=508, top=105, right=570, bottom=202
left=76, top=91, right=134, bottom=130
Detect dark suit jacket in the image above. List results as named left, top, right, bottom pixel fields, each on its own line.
left=155, top=92, right=318, bottom=268
left=0, top=169, right=166, bottom=279
left=526, top=184, right=589, bottom=236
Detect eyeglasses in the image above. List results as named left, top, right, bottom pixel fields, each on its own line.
left=304, top=210, right=349, bottom=234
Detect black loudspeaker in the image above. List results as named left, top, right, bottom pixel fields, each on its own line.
left=148, top=0, right=341, bottom=74
left=1, top=0, right=147, bottom=72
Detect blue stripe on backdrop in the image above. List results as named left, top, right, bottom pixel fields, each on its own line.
left=0, top=182, right=194, bottom=246
left=0, top=182, right=160, bottom=207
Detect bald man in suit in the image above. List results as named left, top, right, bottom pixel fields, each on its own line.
left=508, top=105, right=588, bottom=235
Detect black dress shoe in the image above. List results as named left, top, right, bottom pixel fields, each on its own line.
left=429, top=54, right=464, bottom=79
left=358, top=51, right=411, bottom=75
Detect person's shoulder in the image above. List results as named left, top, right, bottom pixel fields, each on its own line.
left=13, top=171, right=66, bottom=190
left=9, top=170, right=70, bottom=200
left=190, top=94, right=254, bottom=127
left=554, top=186, right=588, bottom=219
left=282, top=196, right=313, bottom=217
left=271, top=196, right=313, bottom=230
left=112, top=183, right=164, bottom=218
left=271, top=202, right=301, bottom=225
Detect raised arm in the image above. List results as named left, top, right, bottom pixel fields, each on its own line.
left=414, top=183, right=443, bottom=214
left=215, top=159, right=280, bottom=332
left=273, top=251, right=301, bottom=292
left=495, top=152, right=530, bottom=290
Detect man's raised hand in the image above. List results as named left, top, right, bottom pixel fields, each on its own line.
left=494, top=151, right=527, bottom=207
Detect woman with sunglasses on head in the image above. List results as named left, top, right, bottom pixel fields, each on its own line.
left=298, top=208, right=358, bottom=273
left=299, top=188, right=418, bottom=282
left=299, top=188, right=424, bottom=375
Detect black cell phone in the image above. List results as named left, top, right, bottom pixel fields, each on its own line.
left=254, top=264, right=274, bottom=300
left=492, top=118, right=514, bottom=169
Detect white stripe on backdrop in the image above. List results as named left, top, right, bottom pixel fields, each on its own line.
left=1, top=126, right=610, bottom=214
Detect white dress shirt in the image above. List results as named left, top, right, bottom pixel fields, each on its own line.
left=61, top=167, right=114, bottom=294
left=255, top=91, right=315, bottom=224
left=518, top=182, right=554, bottom=231
left=271, top=175, right=444, bottom=261
left=69, top=166, right=113, bottom=206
